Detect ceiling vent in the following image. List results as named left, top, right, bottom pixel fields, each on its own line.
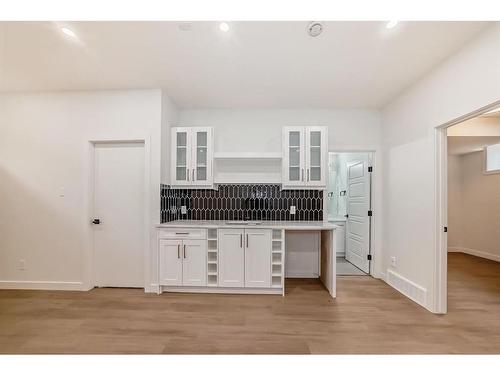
left=307, top=22, right=323, bottom=37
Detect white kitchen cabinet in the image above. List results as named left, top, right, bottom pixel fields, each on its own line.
left=182, top=239, right=207, bottom=286
left=282, top=126, right=328, bottom=188
left=159, top=239, right=183, bottom=286
left=218, top=228, right=245, bottom=287
left=170, top=127, right=213, bottom=187
left=244, top=229, right=272, bottom=288
left=159, top=238, right=206, bottom=287
left=218, top=228, right=272, bottom=288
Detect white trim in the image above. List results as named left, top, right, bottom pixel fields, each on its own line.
left=0, top=280, right=90, bottom=291
left=448, top=247, right=500, bottom=263
left=161, top=286, right=283, bottom=295
left=386, top=269, right=428, bottom=307
left=434, top=99, right=500, bottom=314
left=84, top=135, right=152, bottom=291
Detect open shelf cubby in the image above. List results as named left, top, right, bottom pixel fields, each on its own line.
left=272, top=229, right=282, bottom=240
left=208, top=228, right=217, bottom=240
left=207, top=274, right=218, bottom=287
left=272, top=240, right=282, bottom=251
left=207, top=229, right=218, bottom=286
left=271, top=229, right=284, bottom=289
left=271, top=276, right=282, bottom=288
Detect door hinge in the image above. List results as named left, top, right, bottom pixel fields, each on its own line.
left=444, top=226, right=448, bottom=233
left=368, top=166, right=373, bottom=172
left=367, top=254, right=372, bottom=261
left=368, top=210, right=373, bottom=217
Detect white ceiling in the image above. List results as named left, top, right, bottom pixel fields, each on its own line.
left=0, top=21, right=491, bottom=108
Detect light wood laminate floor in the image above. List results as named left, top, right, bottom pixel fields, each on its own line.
left=0, top=253, right=499, bottom=354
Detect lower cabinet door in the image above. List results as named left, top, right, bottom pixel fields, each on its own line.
left=244, top=229, right=272, bottom=288
left=159, top=239, right=183, bottom=286
left=218, top=228, right=245, bottom=287
left=182, top=239, right=207, bottom=286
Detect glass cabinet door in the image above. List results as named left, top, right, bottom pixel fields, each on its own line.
left=308, top=130, right=322, bottom=182
left=194, top=130, right=208, bottom=182
left=288, top=130, right=302, bottom=183
left=175, top=130, right=189, bottom=182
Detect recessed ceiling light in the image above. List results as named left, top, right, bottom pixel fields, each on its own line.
left=219, top=22, right=230, bottom=32
left=386, top=21, right=399, bottom=29
left=61, top=27, right=76, bottom=38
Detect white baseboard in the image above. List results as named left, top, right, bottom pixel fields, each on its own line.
left=386, top=269, right=428, bottom=308
left=161, top=286, right=283, bottom=295
left=448, top=247, right=500, bottom=262
left=0, top=280, right=88, bottom=291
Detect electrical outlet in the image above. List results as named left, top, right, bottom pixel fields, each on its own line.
left=19, top=259, right=26, bottom=271
left=290, top=206, right=296, bottom=215
left=181, top=205, right=187, bottom=214
left=390, top=256, right=396, bottom=267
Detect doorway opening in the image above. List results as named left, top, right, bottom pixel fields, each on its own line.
left=327, top=152, right=373, bottom=276
left=435, top=100, right=500, bottom=313
left=445, top=105, right=500, bottom=309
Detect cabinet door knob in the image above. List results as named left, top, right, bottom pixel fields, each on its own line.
left=246, top=234, right=249, bottom=248
left=183, top=244, right=186, bottom=258
left=92, top=218, right=100, bottom=225
left=240, top=234, right=242, bottom=248
left=177, top=244, right=180, bottom=259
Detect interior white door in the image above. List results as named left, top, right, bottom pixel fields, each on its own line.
left=244, top=229, right=271, bottom=288
left=218, top=228, right=245, bottom=287
left=345, top=156, right=371, bottom=273
left=182, top=239, right=207, bottom=286
left=93, top=142, right=145, bottom=287
left=159, top=239, right=183, bottom=286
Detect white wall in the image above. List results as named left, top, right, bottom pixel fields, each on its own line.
left=448, top=150, right=500, bottom=260
left=160, top=91, right=179, bottom=184
left=381, top=24, right=500, bottom=311
left=0, top=89, right=162, bottom=290
left=178, top=109, right=381, bottom=153
left=447, top=154, right=463, bottom=248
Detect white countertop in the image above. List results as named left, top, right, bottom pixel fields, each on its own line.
left=157, top=220, right=336, bottom=230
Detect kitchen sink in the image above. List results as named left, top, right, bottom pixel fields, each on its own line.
left=225, top=221, right=263, bottom=225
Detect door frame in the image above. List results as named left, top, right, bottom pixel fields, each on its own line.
left=326, top=146, right=380, bottom=278
left=83, top=135, right=151, bottom=291
left=434, top=100, right=500, bottom=314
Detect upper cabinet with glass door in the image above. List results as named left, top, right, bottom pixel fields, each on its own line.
left=282, top=126, right=327, bottom=188
left=170, top=127, right=214, bottom=188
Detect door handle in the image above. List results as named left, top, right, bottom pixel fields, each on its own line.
left=240, top=234, right=242, bottom=248
left=301, top=168, right=304, bottom=182
left=192, top=169, right=195, bottom=181
left=187, top=169, right=189, bottom=181
left=177, top=244, right=180, bottom=259
left=183, top=244, right=186, bottom=258
left=246, top=234, right=249, bottom=248
left=175, top=232, right=189, bottom=235
left=92, top=219, right=100, bottom=224
left=307, top=169, right=310, bottom=182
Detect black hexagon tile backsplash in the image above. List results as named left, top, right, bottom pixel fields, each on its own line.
left=160, top=184, right=323, bottom=223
